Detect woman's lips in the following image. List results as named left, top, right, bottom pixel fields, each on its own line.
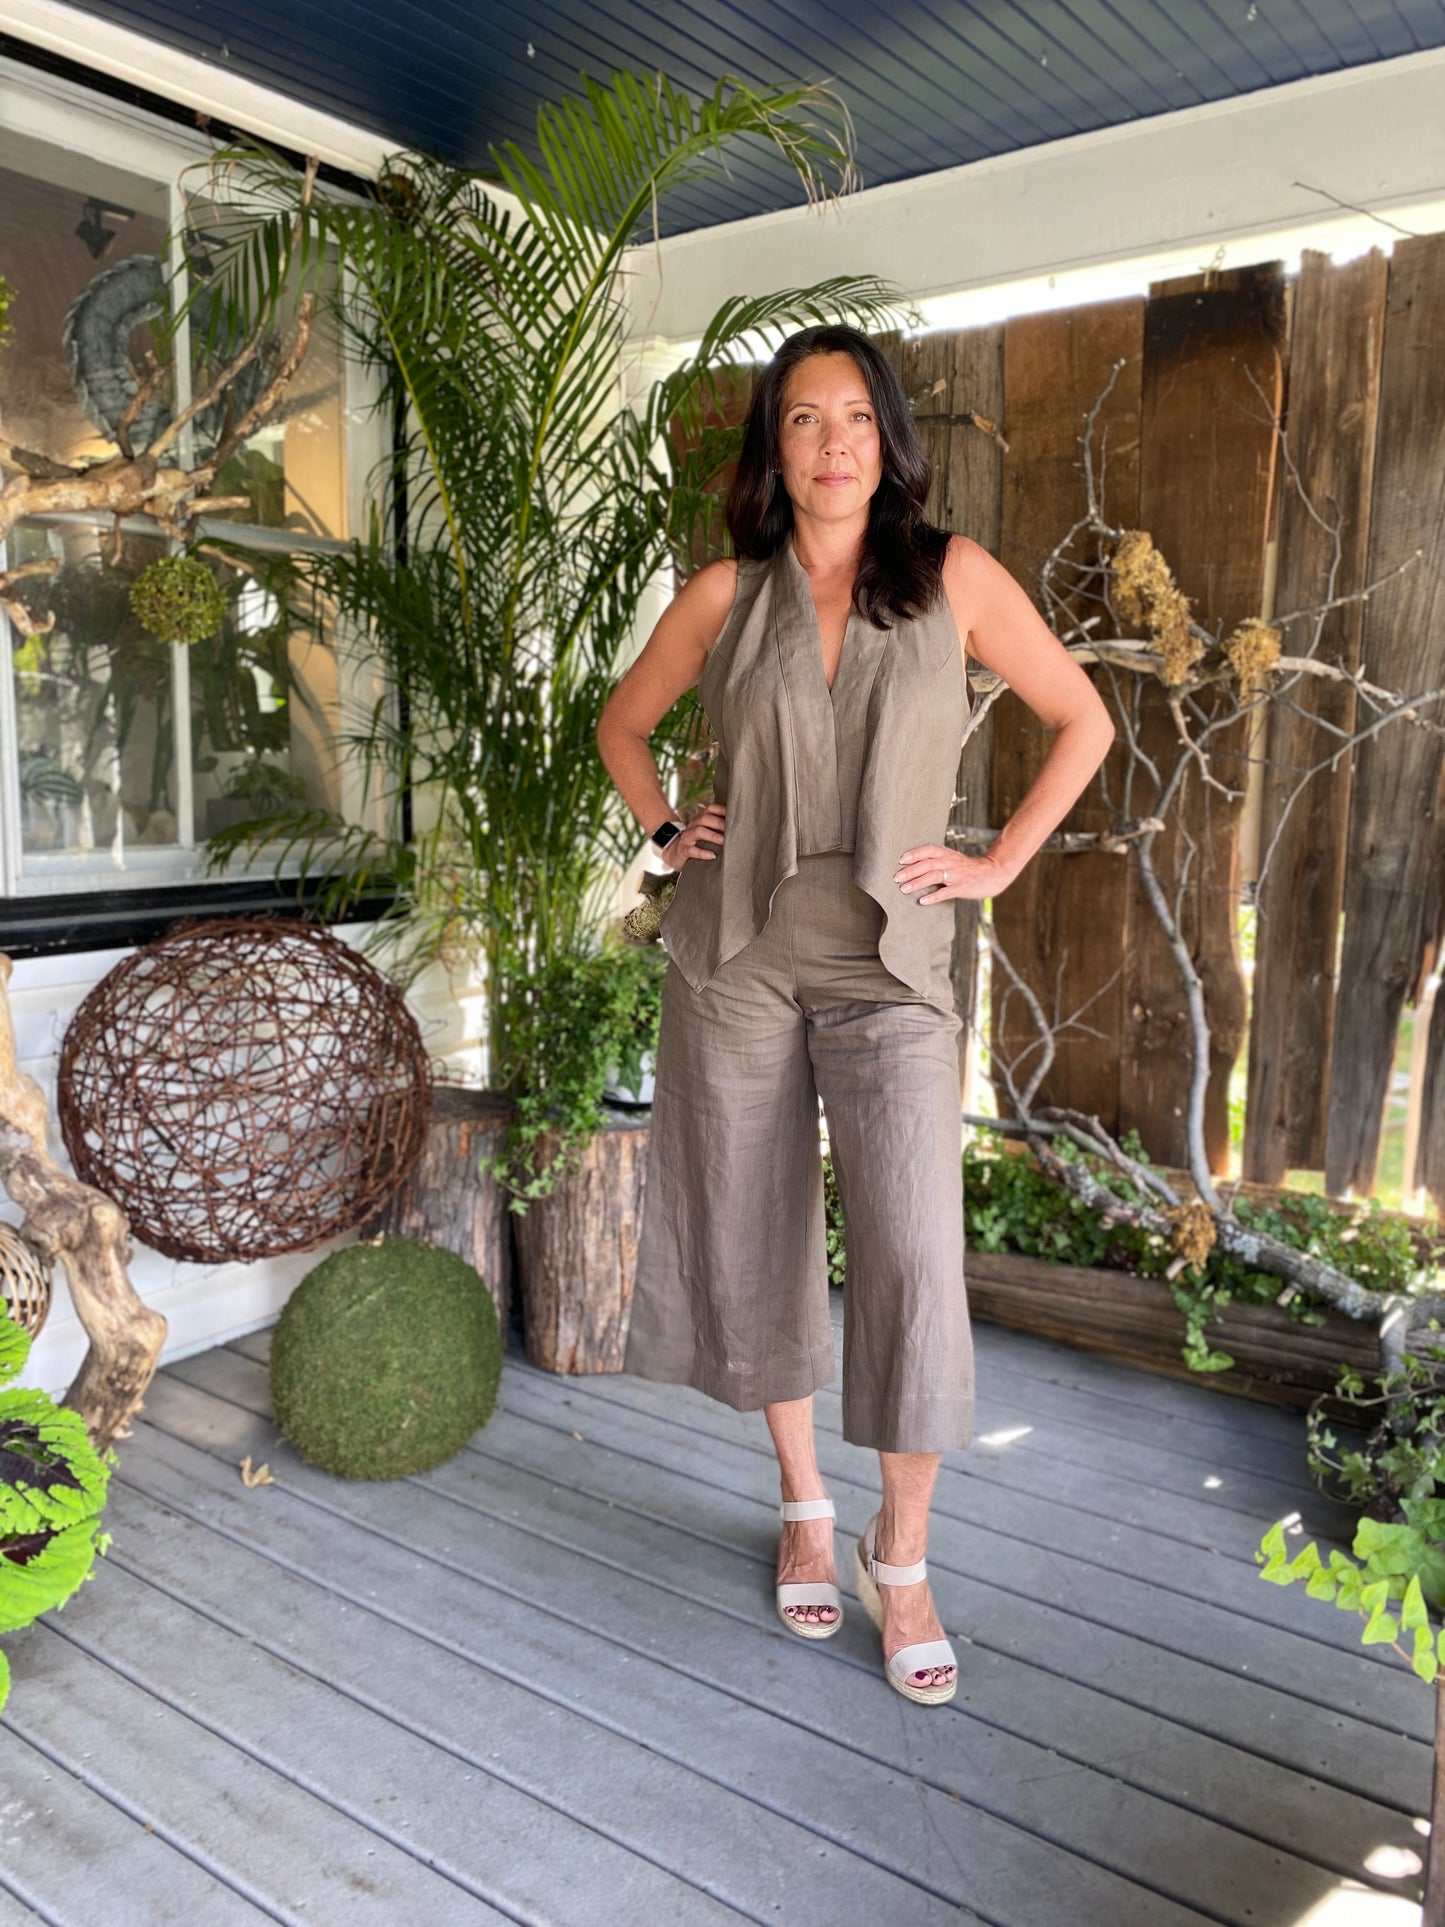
left=814, top=473, right=855, bottom=486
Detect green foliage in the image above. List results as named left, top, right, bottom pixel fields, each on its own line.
left=0, top=271, right=12, bottom=349
left=129, top=554, right=229, bottom=646
left=191, top=73, right=909, bottom=1089
left=824, top=1125, right=1435, bottom=1376
left=224, top=757, right=308, bottom=809
left=1307, top=1325, right=1445, bottom=1517
left=269, top=1236, right=502, bottom=1479
left=484, top=941, right=665, bottom=1209
left=0, top=1317, right=112, bottom=1715
left=1259, top=1502, right=1445, bottom=1684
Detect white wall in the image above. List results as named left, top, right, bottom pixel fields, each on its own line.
left=11, top=930, right=485, bottom=1395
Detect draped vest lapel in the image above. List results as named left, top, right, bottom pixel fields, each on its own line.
left=660, top=543, right=969, bottom=1005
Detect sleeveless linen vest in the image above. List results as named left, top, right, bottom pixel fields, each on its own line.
left=660, top=541, right=970, bottom=1000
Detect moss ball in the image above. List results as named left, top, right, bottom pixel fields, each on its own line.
left=270, top=1236, right=501, bottom=1479
left=129, top=554, right=227, bottom=647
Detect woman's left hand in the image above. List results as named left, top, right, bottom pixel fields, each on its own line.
left=894, top=845, right=1012, bottom=905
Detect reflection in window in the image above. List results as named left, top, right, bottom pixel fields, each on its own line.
left=11, top=523, right=175, bottom=861
left=0, top=115, right=370, bottom=901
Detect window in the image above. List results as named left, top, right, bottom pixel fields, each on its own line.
left=0, top=86, right=383, bottom=914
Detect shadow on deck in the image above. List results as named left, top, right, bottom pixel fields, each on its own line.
left=0, top=1313, right=1431, bottom=1925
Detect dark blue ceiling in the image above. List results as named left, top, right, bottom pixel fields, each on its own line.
left=64, top=0, right=1445, bottom=233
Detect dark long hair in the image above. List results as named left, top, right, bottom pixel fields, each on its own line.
left=724, top=324, right=949, bottom=628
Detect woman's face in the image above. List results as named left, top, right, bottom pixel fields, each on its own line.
left=776, top=351, right=883, bottom=528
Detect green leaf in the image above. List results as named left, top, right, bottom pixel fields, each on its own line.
left=1401, top=1575, right=1431, bottom=1634
left=1361, top=1610, right=1400, bottom=1646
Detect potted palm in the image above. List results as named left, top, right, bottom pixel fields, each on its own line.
left=200, top=71, right=907, bottom=1366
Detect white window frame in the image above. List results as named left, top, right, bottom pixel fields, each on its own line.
left=0, top=52, right=388, bottom=901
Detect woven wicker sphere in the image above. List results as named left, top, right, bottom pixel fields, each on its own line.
left=0, top=1223, right=53, bottom=1336
left=58, top=917, right=433, bottom=1264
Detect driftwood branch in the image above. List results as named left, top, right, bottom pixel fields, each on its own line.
left=961, top=367, right=1444, bottom=1331
left=0, top=956, right=164, bottom=1450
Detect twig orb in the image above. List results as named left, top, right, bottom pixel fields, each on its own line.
left=0, top=1223, right=53, bottom=1335
left=58, top=918, right=433, bottom=1264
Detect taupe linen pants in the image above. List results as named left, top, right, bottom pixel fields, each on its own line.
left=626, top=850, right=974, bottom=1453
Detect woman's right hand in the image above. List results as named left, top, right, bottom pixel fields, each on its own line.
left=664, top=801, right=726, bottom=870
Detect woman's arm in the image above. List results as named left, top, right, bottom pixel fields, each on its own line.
left=938, top=533, right=1117, bottom=893
left=596, top=559, right=737, bottom=868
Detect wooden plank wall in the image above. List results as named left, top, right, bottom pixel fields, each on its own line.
left=917, top=239, right=1442, bottom=1207
left=1245, top=249, right=1387, bottom=1183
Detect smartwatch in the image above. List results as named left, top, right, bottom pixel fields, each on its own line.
left=649, top=817, right=684, bottom=854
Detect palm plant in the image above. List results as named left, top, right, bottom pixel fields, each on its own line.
left=200, top=71, right=908, bottom=1094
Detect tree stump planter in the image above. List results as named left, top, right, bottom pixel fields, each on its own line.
left=362, top=1087, right=516, bottom=1334
left=964, top=1248, right=1386, bottom=1416
left=514, top=1111, right=649, bottom=1375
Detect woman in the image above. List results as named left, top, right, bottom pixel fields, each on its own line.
left=597, top=324, right=1114, bottom=1706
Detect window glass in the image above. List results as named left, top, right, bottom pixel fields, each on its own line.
left=0, top=132, right=172, bottom=463
left=10, top=518, right=176, bottom=870
left=0, top=118, right=370, bottom=903
left=190, top=566, right=342, bottom=839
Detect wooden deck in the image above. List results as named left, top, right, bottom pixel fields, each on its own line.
left=0, top=1309, right=1432, bottom=1926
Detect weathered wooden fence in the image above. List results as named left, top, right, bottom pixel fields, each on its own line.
left=887, top=234, right=1444, bottom=1210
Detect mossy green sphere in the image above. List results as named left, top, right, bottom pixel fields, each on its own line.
left=270, top=1237, right=501, bottom=1479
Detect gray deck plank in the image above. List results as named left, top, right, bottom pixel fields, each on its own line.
left=952, top=1321, right=1331, bottom=1442
left=38, top=1559, right=741, bottom=1927
left=135, top=1365, right=1424, bottom=1921
left=123, top=1382, right=1223, bottom=1927
left=228, top=1319, right=1325, bottom=1484
left=2, top=1625, right=502, bottom=1925
left=0, top=1729, right=266, bottom=1927
left=177, top=1347, right=1431, bottom=1763
left=97, top=1474, right=964, bottom=1927
left=498, top=1360, right=1414, bottom=1706
left=499, top=1351, right=1388, bottom=1662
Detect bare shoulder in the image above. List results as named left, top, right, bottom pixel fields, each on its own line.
left=678, top=555, right=740, bottom=611
left=938, top=534, right=994, bottom=653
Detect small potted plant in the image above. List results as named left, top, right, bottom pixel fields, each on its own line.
left=1258, top=1331, right=1445, bottom=1913
left=485, top=938, right=666, bottom=1373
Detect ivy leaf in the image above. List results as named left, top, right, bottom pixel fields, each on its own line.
left=1401, top=1576, right=1431, bottom=1635
left=1362, top=1610, right=1399, bottom=1646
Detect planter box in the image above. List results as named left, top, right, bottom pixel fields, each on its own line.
left=964, top=1247, right=1385, bottom=1414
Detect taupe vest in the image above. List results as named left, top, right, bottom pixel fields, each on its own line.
left=661, top=541, right=970, bottom=999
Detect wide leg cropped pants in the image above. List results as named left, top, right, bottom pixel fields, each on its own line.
left=625, top=850, right=975, bottom=1454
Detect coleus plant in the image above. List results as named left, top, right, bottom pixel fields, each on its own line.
left=0, top=1315, right=111, bottom=1712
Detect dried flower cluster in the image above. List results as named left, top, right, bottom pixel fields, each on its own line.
left=1166, top=1199, right=1219, bottom=1270
left=1110, top=529, right=1203, bottom=685
left=1222, top=617, right=1283, bottom=696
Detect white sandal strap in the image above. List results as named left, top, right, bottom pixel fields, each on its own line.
left=887, top=1638, right=956, bottom=1683
left=870, top=1552, right=928, bottom=1586
left=780, top=1498, right=835, bottom=1522
left=861, top=1513, right=928, bottom=1587
left=776, top=1581, right=842, bottom=1609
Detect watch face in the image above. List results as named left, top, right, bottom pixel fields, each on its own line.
left=651, top=820, right=682, bottom=848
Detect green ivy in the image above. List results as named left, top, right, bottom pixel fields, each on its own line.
left=820, top=1125, right=1440, bottom=1375
left=0, top=1317, right=111, bottom=1715
left=483, top=940, right=666, bottom=1212
left=1259, top=1501, right=1445, bottom=1682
